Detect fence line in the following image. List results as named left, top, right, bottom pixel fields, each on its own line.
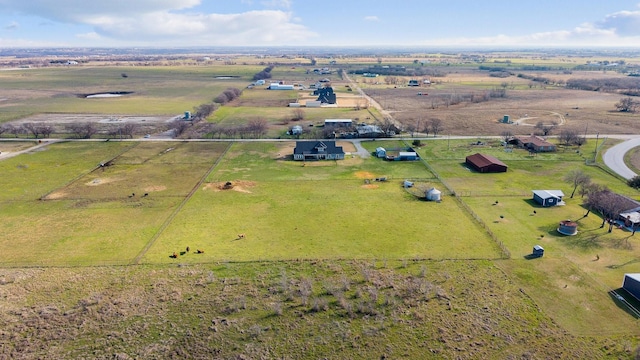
left=407, top=140, right=511, bottom=259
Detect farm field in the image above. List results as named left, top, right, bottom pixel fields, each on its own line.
left=2, top=52, right=640, bottom=358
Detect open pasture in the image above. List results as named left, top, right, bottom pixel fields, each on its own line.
left=0, top=141, right=228, bottom=266
left=416, top=138, right=640, bottom=334
left=0, top=65, right=252, bottom=123
left=143, top=141, right=499, bottom=262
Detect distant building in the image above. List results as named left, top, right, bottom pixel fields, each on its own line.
left=325, top=119, right=352, bottom=127
left=314, top=87, right=337, bottom=104
left=512, top=135, right=556, bottom=152
left=269, top=83, right=295, bottom=90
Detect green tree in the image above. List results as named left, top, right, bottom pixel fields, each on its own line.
left=627, top=175, right=640, bottom=190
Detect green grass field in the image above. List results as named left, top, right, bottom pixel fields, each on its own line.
left=3, top=55, right=640, bottom=358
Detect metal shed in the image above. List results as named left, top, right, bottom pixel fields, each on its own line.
left=532, top=190, right=565, bottom=207
left=623, top=274, right=640, bottom=301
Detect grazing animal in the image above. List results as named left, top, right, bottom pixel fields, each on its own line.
left=143, top=193, right=149, bottom=197
left=186, top=246, right=190, bottom=253
left=170, top=252, right=178, bottom=258
left=196, top=249, right=204, bottom=254
left=237, top=233, right=245, bottom=239
left=533, top=210, right=537, bottom=214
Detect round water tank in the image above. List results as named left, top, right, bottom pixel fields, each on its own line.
left=557, top=220, right=578, bottom=235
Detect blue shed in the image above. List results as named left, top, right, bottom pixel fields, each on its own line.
left=532, top=245, right=544, bottom=257
left=623, top=274, right=640, bottom=301
left=532, top=190, right=565, bottom=207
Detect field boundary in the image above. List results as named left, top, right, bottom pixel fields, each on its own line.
left=131, top=142, right=233, bottom=264
left=407, top=140, right=511, bottom=259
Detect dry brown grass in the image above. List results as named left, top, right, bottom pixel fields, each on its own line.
left=369, top=84, right=637, bottom=136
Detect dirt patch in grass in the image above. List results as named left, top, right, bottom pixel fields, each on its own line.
left=43, top=190, right=67, bottom=200
left=354, top=171, right=376, bottom=179
left=144, top=185, right=167, bottom=192
left=336, top=141, right=356, bottom=153
left=203, top=180, right=256, bottom=193
left=85, top=177, right=120, bottom=186
left=276, top=143, right=296, bottom=159
left=361, top=184, right=379, bottom=189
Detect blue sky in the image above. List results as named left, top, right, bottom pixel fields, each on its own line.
left=0, top=0, right=639, bottom=48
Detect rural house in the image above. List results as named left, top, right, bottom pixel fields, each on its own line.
left=532, top=190, right=565, bottom=207
left=465, top=153, right=508, bottom=173
left=293, top=141, right=345, bottom=161
left=512, top=135, right=556, bottom=152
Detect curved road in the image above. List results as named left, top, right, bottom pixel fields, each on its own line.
left=602, top=136, right=640, bottom=180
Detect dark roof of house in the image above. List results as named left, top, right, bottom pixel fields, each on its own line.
left=515, top=135, right=555, bottom=148
left=293, top=141, right=344, bottom=155
left=465, top=153, right=507, bottom=168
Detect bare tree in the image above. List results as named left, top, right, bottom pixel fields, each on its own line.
left=501, top=130, right=513, bottom=143
left=291, top=108, right=305, bottom=121
left=40, top=124, right=54, bottom=138
left=585, top=189, right=629, bottom=232
left=406, top=123, right=416, bottom=137
left=559, top=129, right=579, bottom=146
left=168, top=119, right=190, bottom=138
left=429, top=118, right=443, bottom=137
left=120, top=123, right=137, bottom=139
left=67, top=122, right=97, bottom=139
left=194, top=103, right=217, bottom=119
left=535, top=121, right=557, bottom=136
left=563, top=169, right=591, bottom=198
left=246, top=118, right=269, bottom=138
left=615, top=96, right=639, bottom=113
left=22, top=123, right=41, bottom=138
left=0, top=124, right=22, bottom=137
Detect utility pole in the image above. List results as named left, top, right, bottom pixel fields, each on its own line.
left=593, top=132, right=599, bottom=163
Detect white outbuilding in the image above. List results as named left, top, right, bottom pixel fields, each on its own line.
left=426, top=187, right=442, bottom=201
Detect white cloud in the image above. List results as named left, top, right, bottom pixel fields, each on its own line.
left=415, top=9, right=640, bottom=47
left=599, top=10, right=640, bottom=36
left=364, top=16, right=379, bottom=22
left=0, top=1, right=316, bottom=46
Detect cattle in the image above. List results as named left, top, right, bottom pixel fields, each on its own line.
left=196, top=249, right=204, bottom=254
left=186, top=246, right=190, bottom=253
left=237, top=233, right=245, bottom=239
left=170, top=252, right=178, bottom=258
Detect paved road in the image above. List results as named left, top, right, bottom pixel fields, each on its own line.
left=602, top=135, right=640, bottom=180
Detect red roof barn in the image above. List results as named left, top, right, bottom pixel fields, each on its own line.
left=465, top=153, right=508, bottom=173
